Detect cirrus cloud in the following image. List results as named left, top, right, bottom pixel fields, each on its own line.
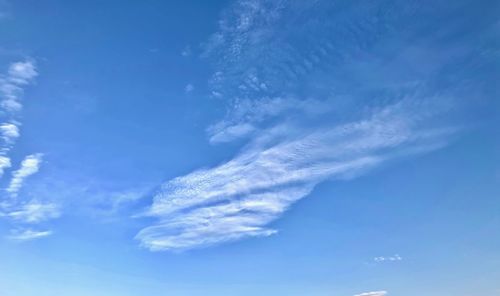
left=136, top=0, right=485, bottom=252
left=354, top=291, right=387, bottom=296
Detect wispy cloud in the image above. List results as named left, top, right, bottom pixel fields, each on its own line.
left=374, top=254, right=402, bottom=262
left=207, top=97, right=335, bottom=144
left=0, top=60, right=38, bottom=179
left=8, top=228, right=53, bottom=241
left=200, top=0, right=423, bottom=100
left=137, top=100, right=456, bottom=251
left=185, top=83, right=194, bottom=93
left=208, top=122, right=255, bottom=144
left=8, top=60, right=38, bottom=85
left=0, top=60, right=38, bottom=112
left=0, top=122, right=20, bottom=143
left=354, top=291, right=387, bottom=296
left=0, top=59, right=56, bottom=240
left=136, top=0, right=481, bottom=251
left=0, top=155, right=11, bottom=177
left=6, top=153, right=43, bottom=197
left=4, top=200, right=60, bottom=223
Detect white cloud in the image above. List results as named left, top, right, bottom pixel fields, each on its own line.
left=207, top=97, right=335, bottom=144
left=137, top=186, right=309, bottom=251
left=201, top=0, right=415, bottom=100
left=208, top=122, right=256, bottom=144
left=185, top=83, right=194, bottom=93
left=0, top=61, right=34, bottom=178
left=137, top=102, right=455, bottom=251
left=374, top=254, right=402, bottom=262
left=0, top=97, right=22, bottom=112
left=101, top=189, right=150, bottom=215
left=0, top=155, right=11, bottom=178
left=7, top=153, right=43, bottom=197
left=136, top=0, right=469, bottom=252
left=8, top=228, right=52, bottom=241
left=354, top=291, right=387, bottom=296
left=0, top=122, right=20, bottom=142
left=211, top=91, right=222, bottom=98
left=0, top=60, right=37, bottom=112
left=0, top=59, right=48, bottom=240
left=5, top=200, right=60, bottom=223
left=7, top=60, right=38, bottom=85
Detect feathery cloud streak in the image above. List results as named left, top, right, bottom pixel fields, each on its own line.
left=138, top=98, right=456, bottom=251
left=8, top=228, right=53, bottom=241
left=0, top=122, right=20, bottom=142
left=0, top=60, right=42, bottom=192
left=5, top=200, right=60, bottom=223
left=0, top=60, right=56, bottom=240
left=374, top=254, right=402, bottom=262
left=354, top=291, right=387, bottom=296
left=137, top=0, right=479, bottom=251
left=6, top=153, right=43, bottom=197
left=0, top=60, right=38, bottom=112
left=0, top=60, right=38, bottom=176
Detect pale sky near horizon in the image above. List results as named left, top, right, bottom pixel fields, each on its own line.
left=0, top=0, right=499, bottom=295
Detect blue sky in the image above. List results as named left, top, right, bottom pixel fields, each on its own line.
left=0, top=0, right=499, bottom=295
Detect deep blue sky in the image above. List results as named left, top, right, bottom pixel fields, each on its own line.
left=0, top=1, right=498, bottom=295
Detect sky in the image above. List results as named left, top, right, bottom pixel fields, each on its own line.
left=0, top=0, right=499, bottom=295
